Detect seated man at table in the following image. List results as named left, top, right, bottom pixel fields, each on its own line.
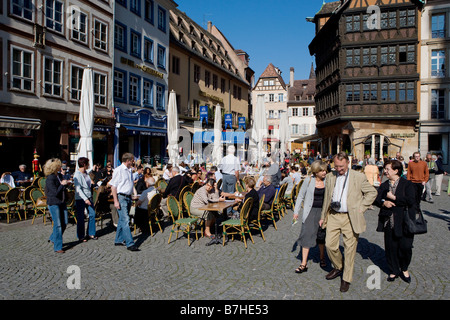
left=160, top=166, right=189, bottom=220
left=11, top=164, right=32, bottom=186
left=257, top=175, right=276, bottom=210
left=234, top=177, right=259, bottom=220
left=190, top=178, right=225, bottom=238
left=134, top=176, right=157, bottom=234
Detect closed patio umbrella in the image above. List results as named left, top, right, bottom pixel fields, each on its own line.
left=167, top=90, right=179, bottom=165
left=251, top=94, right=267, bottom=167
left=212, top=104, right=223, bottom=165
left=279, top=110, right=290, bottom=164
left=76, top=66, right=94, bottom=168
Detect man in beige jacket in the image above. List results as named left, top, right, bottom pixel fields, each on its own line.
left=320, top=152, right=377, bottom=292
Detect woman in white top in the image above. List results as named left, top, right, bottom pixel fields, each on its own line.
left=73, top=157, right=97, bottom=242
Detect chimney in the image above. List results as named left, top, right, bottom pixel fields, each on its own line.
left=290, top=67, right=294, bottom=87
left=207, top=21, right=212, bottom=32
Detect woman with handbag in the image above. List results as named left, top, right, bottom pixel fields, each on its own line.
left=292, top=160, right=328, bottom=273
left=73, top=157, right=97, bottom=242
left=373, top=159, right=417, bottom=283
left=44, top=158, right=70, bottom=253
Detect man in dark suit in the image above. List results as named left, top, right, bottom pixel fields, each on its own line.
left=160, top=166, right=189, bottom=220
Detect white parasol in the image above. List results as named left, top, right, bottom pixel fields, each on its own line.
left=167, top=90, right=179, bottom=165
left=76, top=66, right=94, bottom=168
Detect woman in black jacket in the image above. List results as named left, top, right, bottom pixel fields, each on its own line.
left=44, top=158, right=70, bottom=253
left=374, top=159, right=416, bottom=283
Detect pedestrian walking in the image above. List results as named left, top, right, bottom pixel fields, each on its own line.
left=434, top=154, right=447, bottom=196
left=73, top=157, right=97, bottom=242
left=44, top=158, right=69, bottom=253
left=109, top=152, right=140, bottom=252
left=373, top=160, right=416, bottom=283
left=293, top=160, right=328, bottom=274
left=423, top=153, right=437, bottom=203
left=407, top=151, right=429, bottom=208
left=320, top=152, right=377, bottom=292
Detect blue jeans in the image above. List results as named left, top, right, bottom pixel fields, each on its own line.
left=48, top=204, right=68, bottom=252
left=115, top=195, right=135, bottom=247
left=75, top=199, right=96, bottom=240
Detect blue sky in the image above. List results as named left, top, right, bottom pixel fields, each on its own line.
left=176, top=0, right=322, bottom=83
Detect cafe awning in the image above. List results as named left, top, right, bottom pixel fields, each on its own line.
left=193, top=131, right=248, bottom=144
left=122, top=125, right=167, bottom=137
left=0, top=116, right=41, bottom=130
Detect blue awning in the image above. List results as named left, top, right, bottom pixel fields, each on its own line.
left=193, top=131, right=248, bottom=144
left=122, top=125, right=167, bottom=137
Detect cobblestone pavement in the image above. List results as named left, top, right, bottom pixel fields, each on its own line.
left=0, top=180, right=449, bottom=303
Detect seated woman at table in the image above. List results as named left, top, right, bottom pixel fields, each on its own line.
left=190, top=178, right=226, bottom=238
left=233, top=177, right=259, bottom=221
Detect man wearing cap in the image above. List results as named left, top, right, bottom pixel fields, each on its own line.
left=219, top=145, right=240, bottom=195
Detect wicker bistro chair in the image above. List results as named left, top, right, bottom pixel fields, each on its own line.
left=276, top=183, right=288, bottom=218
left=190, top=181, right=200, bottom=194
left=167, top=195, right=199, bottom=246
left=65, top=189, right=77, bottom=224
left=0, top=187, right=22, bottom=223
left=178, top=184, right=191, bottom=216
left=0, top=183, right=11, bottom=202
left=37, top=177, right=46, bottom=192
left=235, top=181, right=245, bottom=193
left=248, top=194, right=266, bottom=242
left=222, top=197, right=254, bottom=249
left=147, top=193, right=163, bottom=236
left=285, top=182, right=298, bottom=209
left=183, top=191, right=203, bottom=238
left=260, top=189, right=279, bottom=230
left=30, top=188, right=48, bottom=225
left=21, top=185, right=36, bottom=219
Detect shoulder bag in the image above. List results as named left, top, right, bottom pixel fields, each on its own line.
left=404, top=207, right=427, bottom=235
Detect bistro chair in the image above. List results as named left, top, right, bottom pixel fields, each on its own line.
left=65, top=189, right=77, bottom=224
left=167, top=195, right=199, bottom=246
left=235, top=181, right=245, bottom=193
left=276, top=183, right=288, bottom=218
left=30, top=188, right=48, bottom=225
left=285, top=182, right=298, bottom=209
left=156, top=179, right=167, bottom=191
left=0, top=187, right=22, bottom=223
left=147, top=193, right=163, bottom=236
left=217, top=179, right=222, bottom=190
left=178, top=184, right=191, bottom=214
left=222, top=197, right=254, bottom=249
left=0, top=183, right=11, bottom=202
left=248, top=194, right=266, bottom=242
left=21, top=185, right=36, bottom=219
left=183, top=191, right=203, bottom=238
left=38, top=177, right=46, bottom=192
left=190, top=181, right=200, bottom=194
left=260, top=189, right=279, bottom=230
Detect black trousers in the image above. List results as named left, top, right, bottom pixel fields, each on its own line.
left=412, top=182, right=424, bottom=207
left=384, top=226, right=414, bottom=275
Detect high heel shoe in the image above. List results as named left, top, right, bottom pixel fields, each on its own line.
left=387, top=275, right=398, bottom=282
left=295, top=264, right=308, bottom=274
left=400, top=272, right=411, bottom=283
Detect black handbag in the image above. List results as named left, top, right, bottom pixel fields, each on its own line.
left=404, top=207, right=427, bottom=235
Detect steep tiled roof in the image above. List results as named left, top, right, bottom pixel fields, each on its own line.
left=316, top=1, right=341, bottom=16
left=259, top=63, right=286, bottom=88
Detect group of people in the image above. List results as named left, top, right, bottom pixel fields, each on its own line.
left=10, top=147, right=441, bottom=294
left=291, top=150, right=438, bottom=293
